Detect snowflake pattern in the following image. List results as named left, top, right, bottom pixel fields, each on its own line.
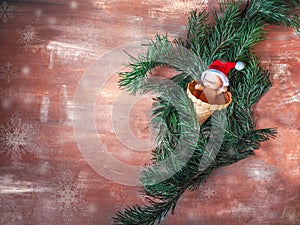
left=0, top=62, right=17, bottom=83
left=0, top=112, right=37, bottom=165
left=197, top=183, right=217, bottom=202
left=0, top=1, right=15, bottom=23
left=17, top=24, right=39, bottom=50
left=53, top=169, right=87, bottom=224
left=203, top=185, right=215, bottom=199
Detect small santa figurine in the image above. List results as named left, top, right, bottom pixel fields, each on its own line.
left=195, top=60, right=244, bottom=105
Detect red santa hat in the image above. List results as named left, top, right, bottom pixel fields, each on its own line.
left=201, top=60, right=244, bottom=87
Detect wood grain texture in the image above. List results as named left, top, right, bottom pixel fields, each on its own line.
left=0, top=1, right=299, bottom=224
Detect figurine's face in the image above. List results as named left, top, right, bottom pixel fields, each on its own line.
left=202, top=72, right=223, bottom=89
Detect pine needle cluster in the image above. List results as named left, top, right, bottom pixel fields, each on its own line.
left=114, top=0, right=300, bottom=224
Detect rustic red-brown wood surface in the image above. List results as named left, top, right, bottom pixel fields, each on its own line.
left=0, top=1, right=299, bottom=224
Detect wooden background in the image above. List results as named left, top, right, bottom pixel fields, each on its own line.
left=0, top=0, right=299, bottom=224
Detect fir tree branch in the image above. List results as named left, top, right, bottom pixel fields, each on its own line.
left=113, top=0, right=298, bottom=224
left=246, top=0, right=300, bottom=31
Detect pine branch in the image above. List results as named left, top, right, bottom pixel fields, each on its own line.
left=118, top=56, right=162, bottom=95
left=246, top=0, right=300, bottom=30
left=119, top=35, right=206, bottom=94
left=113, top=125, right=277, bottom=225
left=186, top=10, right=210, bottom=54
left=114, top=201, right=177, bottom=225
left=141, top=77, right=200, bottom=166
left=205, top=1, right=243, bottom=62
left=113, top=0, right=299, bottom=224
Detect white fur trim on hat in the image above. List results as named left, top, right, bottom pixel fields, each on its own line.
left=201, top=69, right=229, bottom=87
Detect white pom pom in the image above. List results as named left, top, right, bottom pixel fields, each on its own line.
left=235, top=61, right=245, bottom=71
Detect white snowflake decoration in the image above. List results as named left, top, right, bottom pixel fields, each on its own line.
left=0, top=62, right=17, bottom=83
left=53, top=169, right=87, bottom=224
left=17, top=24, right=38, bottom=49
left=56, top=183, right=82, bottom=209
left=203, top=185, right=215, bottom=199
left=0, top=1, right=15, bottom=23
left=0, top=112, right=36, bottom=165
left=196, top=183, right=217, bottom=202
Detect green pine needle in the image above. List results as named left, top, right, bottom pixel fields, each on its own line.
left=113, top=0, right=299, bottom=224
